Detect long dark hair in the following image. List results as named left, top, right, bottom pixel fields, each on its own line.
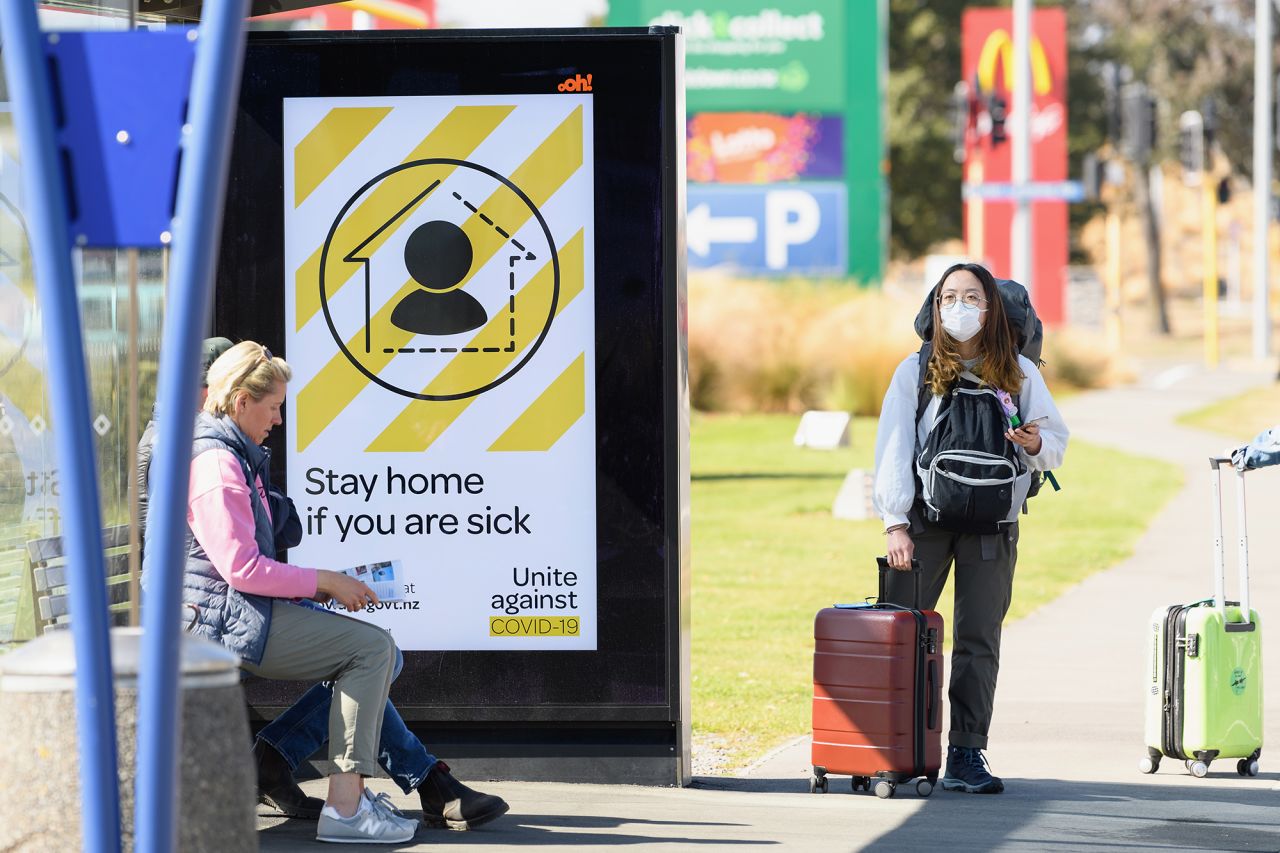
left=925, top=262, right=1023, bottom=397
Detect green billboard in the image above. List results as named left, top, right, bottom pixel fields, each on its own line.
left=610, top=0, right=886, bottom=284
left=637, top=0, right=846, bottom=113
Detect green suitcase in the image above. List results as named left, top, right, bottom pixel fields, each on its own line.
left=1141, top=458, right=1264, bottom=778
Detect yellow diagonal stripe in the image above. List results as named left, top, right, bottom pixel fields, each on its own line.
left=365, top=229, right=585, bottom=452
left=293, top=106, right=393, bottom=208
left=295, top=104, right=515, bottom=331
left=487, top=353, right=584, bottom=452
left=0, top=355, right=46, bottom=422
left=296, top=278, right=419, bottom=452
left=295, top=106, right=586, bottom=446
left=449, top=106, right=583, bottom=295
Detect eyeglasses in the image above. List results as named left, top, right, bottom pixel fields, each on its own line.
left=937, top=292, right=988, bottom=309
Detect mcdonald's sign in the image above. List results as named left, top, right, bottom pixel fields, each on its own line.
left=960, top=7, right=1068, bottom=325
left=976, top=28, right=1053, bottom=96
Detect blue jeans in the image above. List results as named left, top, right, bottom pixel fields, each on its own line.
left=256, top=647, right=438, bottom=793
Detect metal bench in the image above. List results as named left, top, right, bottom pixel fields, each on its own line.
left=25, top=525, right=134, bottom=634
left=0, top=533, right=31, bottom=644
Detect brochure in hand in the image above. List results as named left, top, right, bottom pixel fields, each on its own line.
left=339, top=559, right=404, bottom=601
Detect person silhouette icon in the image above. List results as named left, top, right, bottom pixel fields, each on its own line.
left=390, top=220, right=488, bottom=336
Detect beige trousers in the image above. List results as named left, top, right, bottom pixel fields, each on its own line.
left=242, top=600, right=396, bottom=776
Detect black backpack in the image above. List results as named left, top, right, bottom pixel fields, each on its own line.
left=911, top=278, right=1057, bottom=526
left=915, top=379, right=1025, bottom=533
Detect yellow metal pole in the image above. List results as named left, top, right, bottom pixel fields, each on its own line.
left=1105, top=207, right=1122, bottom=351
left=1204, top=179, right=1219, bottom=367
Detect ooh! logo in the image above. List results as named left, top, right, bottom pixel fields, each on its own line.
left=558, top=73, right=593, bottom=93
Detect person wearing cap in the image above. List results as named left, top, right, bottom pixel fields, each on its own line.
left=136, top=337, right=236, bottom=546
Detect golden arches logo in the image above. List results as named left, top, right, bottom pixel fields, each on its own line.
left=977, top=29, right=1052, bottom=96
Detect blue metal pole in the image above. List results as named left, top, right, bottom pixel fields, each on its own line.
left=134, top=3, right=249, bottom=852
left=0, top=2, right=121, bottom=851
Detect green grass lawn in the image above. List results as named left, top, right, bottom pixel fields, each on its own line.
left=1176, top=382, right=1280, bottom=442
left=690, top=413, right=1182, bottom=769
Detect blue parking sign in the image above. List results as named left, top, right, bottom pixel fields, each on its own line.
left=687, top=183, right=847, bottom=275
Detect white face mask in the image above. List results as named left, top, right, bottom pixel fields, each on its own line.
left=940, top=301, right=985, bottom=342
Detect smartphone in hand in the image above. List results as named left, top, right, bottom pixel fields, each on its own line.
left=1014, top=416, right=1046, bottom=432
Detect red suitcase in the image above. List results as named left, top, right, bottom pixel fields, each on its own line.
left=810, top=558, right=943, bottom=798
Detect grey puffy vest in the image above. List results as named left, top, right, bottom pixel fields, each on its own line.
left=181, top=413, right=277, bottom=665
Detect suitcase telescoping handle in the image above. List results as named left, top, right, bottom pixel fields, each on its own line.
left=1208, top=457, right=1254, bottom=632
left=876, top=556, right=922, bottom=609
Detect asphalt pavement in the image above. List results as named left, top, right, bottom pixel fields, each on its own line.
left=260, top=358, right=1280, bottom=852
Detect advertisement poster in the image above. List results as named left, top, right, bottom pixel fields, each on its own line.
left=687, top=113, right=843, bottom=183
left=283, top=94, right=597, bottom=650
left=0, top=175, right=55, bottom=533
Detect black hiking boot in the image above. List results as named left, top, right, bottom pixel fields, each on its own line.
left=941, top=745, right=1004, bottom=794
left=254, top=739, right=324, bottom=820
left=416, top=761, right=509, bottom=830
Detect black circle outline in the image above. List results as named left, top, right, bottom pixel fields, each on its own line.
left=318, top=158, right=560, bottom=402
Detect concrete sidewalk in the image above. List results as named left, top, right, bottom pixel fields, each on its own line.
left=259, top=359, right=1280, bottom=852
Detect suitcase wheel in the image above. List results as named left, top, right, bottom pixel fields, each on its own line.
left=1185, top=759, right=1209, bottom=778
left=915, top=779, right=934, bottom=798
left=809, top=775, right=828, bottom=794
left=1236, top=758, right=1260, bottom=777
left=873, top=780, right=895, bottom=799
left=1138, top=755, right=1159, bottom=774
left=851, top=776, right=871, bottom=793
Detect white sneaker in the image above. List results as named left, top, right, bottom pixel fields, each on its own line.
left=363, top=788, right=418, bottom=833
left=316, top=795, right=415, bottom=844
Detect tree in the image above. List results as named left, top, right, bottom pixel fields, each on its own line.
left=1076, top=0, right=1262, bottom=333
left=888, top=1, right=1118, bottom=262
left=887, top=0, right=968, bottom=259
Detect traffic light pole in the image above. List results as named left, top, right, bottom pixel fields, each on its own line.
left=1253, top=0, right=1271, bottom=362
left=1105, top=198, right=1122, bottom=352
left=1205, top=175, right=1220, bottom=368
left=1010, top=0, right=1033, bottom=291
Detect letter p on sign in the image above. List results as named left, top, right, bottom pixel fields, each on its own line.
left=765, top=189, right=821, bottom=270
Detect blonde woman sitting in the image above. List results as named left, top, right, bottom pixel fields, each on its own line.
left=178, top=341, right=412, bottom=844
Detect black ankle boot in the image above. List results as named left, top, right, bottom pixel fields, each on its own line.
left=416, top=761, right=509, bottom=830
left=253, top=739, right=325, bottom=820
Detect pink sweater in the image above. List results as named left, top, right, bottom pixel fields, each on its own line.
left=188, top=449, right=318, bottom=599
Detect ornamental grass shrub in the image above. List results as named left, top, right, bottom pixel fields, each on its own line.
left=688, top=273, right=1119, bottom=416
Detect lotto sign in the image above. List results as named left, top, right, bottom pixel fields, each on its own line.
left=284, top=95, right=597, bottom=650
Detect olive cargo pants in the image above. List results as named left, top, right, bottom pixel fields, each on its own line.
left=883, top=517, right=1019, bottom=750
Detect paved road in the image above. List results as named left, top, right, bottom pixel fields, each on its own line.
left=261, top=359, right=1280, bottom=852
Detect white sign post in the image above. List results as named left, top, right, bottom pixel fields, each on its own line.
left=283, top=94, right=597, bottom=650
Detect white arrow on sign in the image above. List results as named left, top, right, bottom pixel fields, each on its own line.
left=688, top=203, right=759, bottom=257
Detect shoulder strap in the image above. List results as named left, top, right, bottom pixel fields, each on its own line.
left=914, top=343, right=932, bottom=429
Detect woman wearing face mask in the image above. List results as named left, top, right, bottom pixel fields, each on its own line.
left=872, top=262, right=1069, bottom=795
